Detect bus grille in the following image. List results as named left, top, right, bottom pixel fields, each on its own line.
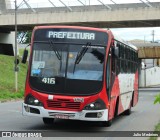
left=47, top=99, right=81, bottom=110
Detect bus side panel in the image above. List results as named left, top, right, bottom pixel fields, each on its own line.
left=108, top=76, right=120, bottom=120
left=132, top=71, right=139, bottom=107
left=117, top=95, right=124, bottom=115
left=108, top=98, right=116, bottom=120
left=108, top=96, right=124, bottom=119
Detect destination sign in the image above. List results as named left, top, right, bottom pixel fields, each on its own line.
left=48, top=31, right=95, bottom=40
left=33, top=28, right=108, bottom=46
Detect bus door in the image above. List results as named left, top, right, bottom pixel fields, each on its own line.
left=106, top=45, right=117, bottom=100
left=106, top=48, right=111, bottom=101
left=106, top=45, right=115, bottom=120
left=106, top=43, right=117, bottom=120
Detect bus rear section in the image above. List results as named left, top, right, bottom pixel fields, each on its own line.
left=22, top=26, right=139, bottom=126
left=106, top=37, right=139, bottom=122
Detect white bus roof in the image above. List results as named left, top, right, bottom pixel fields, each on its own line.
left=111, top=31, right=138, bottom=51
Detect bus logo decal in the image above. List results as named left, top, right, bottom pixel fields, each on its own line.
left=48, top=95, right=54, bottom=100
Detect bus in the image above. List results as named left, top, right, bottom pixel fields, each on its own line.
left=22, top=26, right=139, bottom=126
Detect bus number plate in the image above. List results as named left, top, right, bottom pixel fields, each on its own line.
left=54, top=114, right=69, bottom=119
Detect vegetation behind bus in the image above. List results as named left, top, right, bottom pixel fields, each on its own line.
left=0, top=54, right=27, bottom=102
left=154, top=94, right=160, bottom=104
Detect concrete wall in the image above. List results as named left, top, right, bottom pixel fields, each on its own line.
left=139, top=59, right=160, bottom=87
left=0, top=32, right=15, bottom=55
left=139, top=66, right=160, bottom=87
left=0, top=0, right=6, bottom=12
left=146, top=67, right=160, bottom=87
left=0, top=0, right=11, bottom=12
left=1, top=5, right=160, bottom=27
left=139, top=70, right=145, bottom=87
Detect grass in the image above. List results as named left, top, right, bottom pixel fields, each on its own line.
left=0, top=54, right=28, bottom=102
left=149, top=122, right=160, bottom=140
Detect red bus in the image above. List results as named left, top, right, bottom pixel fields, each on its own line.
left=22, top=26, right=139, bottom=126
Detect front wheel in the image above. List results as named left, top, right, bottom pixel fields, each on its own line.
left=102, top=119, right=112, bottom=127
left=43, top=118, right=54, bottom=125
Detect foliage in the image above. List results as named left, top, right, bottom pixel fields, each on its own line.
left=0, top=55, right=27, bottom=101
left=149, top=122, right=160, bottom=140
left=25, top=31, right=32, bottom=44
left=154, top=94, right=160, bottom=104
left=18, top=31, right=32, bottom=44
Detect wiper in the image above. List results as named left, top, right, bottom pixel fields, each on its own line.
left=49, top=40, right=61, bottom=60
left=73, top=42, right=91, bottom=73
left=75, top=42, right=91, bottom=64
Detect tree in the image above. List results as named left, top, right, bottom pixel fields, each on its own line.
left=17, top=31, right=32, bottom=44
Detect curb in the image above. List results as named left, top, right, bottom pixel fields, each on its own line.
left=0, top=99, right=23, bottom=103
left=139, top=88, right=160, bottom=91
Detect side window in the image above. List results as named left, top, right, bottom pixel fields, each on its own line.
left=128, top=61, right=131, bottom=73
left=119, top=43, right=123, bottom=59
left=121, top=60, right=125, bottom=73
left=114, top=41, right=138, bottom=74
left=124, top=46, right=126, bottom=59
left=132, top=50, right=134, bottom=61
left=116, top=59, right=120, bottom=75
left=131, top=61, right=134, bottom=73
left=125, top=60, right=128, bottom=73
left=129, top=48, right=131, bottom=61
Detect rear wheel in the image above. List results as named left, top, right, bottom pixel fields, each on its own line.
left=124, top=95, right=133, bottom=115
left=43, top=118, right=54, bottom=125
left=124, top=107, right=131, bottom=115
left=114, top=98, right=119, bottom=117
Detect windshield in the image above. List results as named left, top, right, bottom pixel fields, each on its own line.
left=29, top=42, right=105, bottom=95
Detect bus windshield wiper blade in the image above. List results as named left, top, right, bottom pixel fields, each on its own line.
left=75, top=42, right=90, bottom=64
left=49, top=40, right=62, bottom=60
left=73, top=42, right=91, bottom=73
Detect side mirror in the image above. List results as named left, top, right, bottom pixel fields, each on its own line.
left=21, top=49, right=28, bottom=64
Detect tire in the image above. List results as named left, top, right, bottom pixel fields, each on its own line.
left=114, top=98, right=119, bottom=117
left=131, top=92, right=134, bottom=107
left=43, top=118, right=54, bottom=125
left=124, top=107, right=131, bottom=115
left=124, top=95, right=132, bottom=115
left=102, top=119, right=112, bottom=127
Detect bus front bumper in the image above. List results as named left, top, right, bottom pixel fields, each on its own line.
left=22, top=103, right=108, bottom=121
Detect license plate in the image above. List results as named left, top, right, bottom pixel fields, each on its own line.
left=54, top=114, right=69, bottom=119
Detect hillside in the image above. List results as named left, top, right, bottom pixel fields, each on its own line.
left=0, top=55, right=28, bottom=101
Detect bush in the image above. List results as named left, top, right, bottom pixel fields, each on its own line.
left=154, top=94, right=160, bottom=104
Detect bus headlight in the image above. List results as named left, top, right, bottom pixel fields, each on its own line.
left=25, top=94, right=43, bottom=106
left=84, top=99, right=106, bottom=110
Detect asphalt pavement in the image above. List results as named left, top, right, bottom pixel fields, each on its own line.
left=0, top=90, right=160, bottom=140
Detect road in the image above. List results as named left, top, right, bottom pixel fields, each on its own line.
left=0, top=90, right=160, bottom=140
